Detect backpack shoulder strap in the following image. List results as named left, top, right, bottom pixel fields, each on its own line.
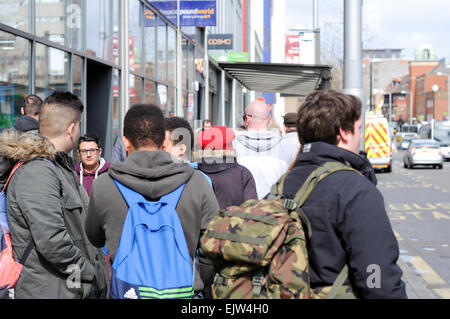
left=2, top=162, right=24, bottom=192
left=292, top=161, right=357, bottom=207
left=113, top=179, right=186, bottom=208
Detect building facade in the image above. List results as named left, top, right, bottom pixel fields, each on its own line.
left=0, top=0, right=249, bottom=160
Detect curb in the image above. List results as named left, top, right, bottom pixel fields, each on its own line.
left=397, top=257, right=438, bottom=299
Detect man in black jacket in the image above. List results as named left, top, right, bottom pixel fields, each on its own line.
left=13, top=94, right=43, bottom=133
left=283, top=90, right=406, bottom=299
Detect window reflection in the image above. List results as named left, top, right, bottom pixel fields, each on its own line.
left=72, top=55, right=83, bottom=98
left=0, top=0, right=30, bottom=33
left=129, top=0, right=143, bottom=73
left=35, top=43, right=69, bottom=98
left=144, top=6, right=156, bottom=78
left=130, top=74, right=142, bottom=105
left=167, top=27, right=176, bottom=86
left=157, top=18, right=167, bottom=83
left=0, top=30, right=29, bottom=129
left=86, top=0, right=111, bottom=61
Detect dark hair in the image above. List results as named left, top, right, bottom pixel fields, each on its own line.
left=78, top=133, right=100, bottom=150
left=297, top=90, right=362, bottom=145
left=39, top=91, right=84, bottom=138
left=124, top=103, right=165, bottom=149
left=43, top=91, right=84, bottom=114
left=164, top=116, right=194, bottom=151
left=23, top=94, right=43, bottom=116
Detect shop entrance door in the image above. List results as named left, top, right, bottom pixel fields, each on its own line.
left=86, top=59, right=113, bottom=160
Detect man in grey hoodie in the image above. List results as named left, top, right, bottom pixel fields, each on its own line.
left=85, top=103, right=220, bottom=298
left=233, top=99, right=297, bottom=199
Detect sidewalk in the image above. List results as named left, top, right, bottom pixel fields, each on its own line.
left=397, top=257, right=439, bottom=299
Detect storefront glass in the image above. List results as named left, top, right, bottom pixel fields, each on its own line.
left=86, top=0, right=111, bottom=61
left=144, top=6, right=156, bottom=79
left=0, top=30, right=29, bottom=129
left=157, top=18, right=167, bottom=83
left=129, top=0, right=143, bottom=73
left=72, top=55, right=83, bottom=98
left=0, top=0, right=30, bottom=33
left=35, top=43, right=69, bottom=98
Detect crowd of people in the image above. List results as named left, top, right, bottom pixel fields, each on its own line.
left=0, top=89, right=407, bottom=299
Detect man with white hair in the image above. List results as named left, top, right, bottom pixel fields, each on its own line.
left=233, top=99, right=297, bottom=199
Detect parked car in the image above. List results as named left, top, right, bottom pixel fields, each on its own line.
left=403, top=139, right=443, bottom=169
left=400, top=138, right=412, bottom=150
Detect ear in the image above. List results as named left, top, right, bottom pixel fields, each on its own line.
left=162, top=131, right=171, bottom=151
left=337, top=127, right=350, bottom=145
left=67, top=122, right=76, bottom=139
left=98, top=147, right=103, bottom=157
left=122, top=136, right=134, bottom=156
left=20, top=107, right=25, bottom=115
left=177, top=143, right=187, bottom=158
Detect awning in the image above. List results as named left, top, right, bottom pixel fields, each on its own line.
left=218, top=62, right=332, bottom=96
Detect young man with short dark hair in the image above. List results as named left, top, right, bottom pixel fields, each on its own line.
left=85, top=104, right=219, bottom=298
left=13, top=94, right=43, bottom=133
left=282, top=90, right=406, bottom=299
left=4, top=91, right=107, bottom=299
left=76, top=133, right=110, bottom=196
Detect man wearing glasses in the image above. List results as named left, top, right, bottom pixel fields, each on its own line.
left=76, top=133, right=111, bottom=196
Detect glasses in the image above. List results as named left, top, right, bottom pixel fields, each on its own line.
left=79, top=148, right=99, bottom=155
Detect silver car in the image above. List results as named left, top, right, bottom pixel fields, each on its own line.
left=403, top=139, right=443, bottom=169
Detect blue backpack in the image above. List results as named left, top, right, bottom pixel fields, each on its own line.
left=109, top=180, right=196, bottom=299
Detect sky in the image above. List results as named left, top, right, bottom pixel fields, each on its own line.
left=284, top=0, right=450, bottom=62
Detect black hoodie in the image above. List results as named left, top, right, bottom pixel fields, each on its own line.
left=283, top=142, right=406, bottom=299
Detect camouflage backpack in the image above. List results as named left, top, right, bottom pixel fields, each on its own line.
left=200, top=161, right=357, bottom=299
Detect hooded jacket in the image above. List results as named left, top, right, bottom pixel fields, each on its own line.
left=283, top=142, right=406, bottom=299
left=85, top=150, right=220, bottom=294
left=12, top=116, right=39, bottom=133
left=75, top=158, right=111, bottom=196
left=233, top=130, right=297, bottom=199
left=194, top=149, right=258, bottom=210
left=0, top=129, right=107, bottom=299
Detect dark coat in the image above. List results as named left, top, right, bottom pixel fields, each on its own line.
left=282, top=142, right=406, bottom=299
left=1, top=130, right=107, bottom=299
left=195, top=150, right=258, bottom=210
left=13, top=115, right=39, bottom=133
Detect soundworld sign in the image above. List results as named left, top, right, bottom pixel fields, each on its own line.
left=207, top=34, right=233, bottom=50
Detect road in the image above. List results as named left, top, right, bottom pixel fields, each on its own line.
left=376, top=149, right=450, bottom=299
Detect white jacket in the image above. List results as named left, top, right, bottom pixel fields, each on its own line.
left=233, top=130, right=297, bottom=199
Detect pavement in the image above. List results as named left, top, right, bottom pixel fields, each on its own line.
left=398, top=257, right=439, bottom=299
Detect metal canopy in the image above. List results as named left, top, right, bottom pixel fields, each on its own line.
left=218, top=62, right=332, bottom=96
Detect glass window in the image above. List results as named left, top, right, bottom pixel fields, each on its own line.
left=157, top=17, right=167, bottom=83
left=167, top=27, right=176, bottom=87
left=181, top=39, right=187, bottom=90
left=35, top=0, right=66, bottom=46
left=0, top=31, right=29, bottom=129
left=188, top=43, right=195, bottom=91
left=86, top=0, right=111, bottom=61
left=0, top=0, right=30, bottom=33
left=144, top=80, right=156, bottom=105
left=113, top=68, right=120, bottom=145
left=112, top=0, right=120, bottom=65
left=66, top=0, right=83, bottom=51
left=129, top=0, right=143, bottom=73
left=144, top=6, right=156, bottom=78
left=130, top=74, right=142, bottom=106
left=35, top=43, right=69, bottom=98
left=157, top=84, right=167, bottom=114
left=72, top=55, right=83, bottom=98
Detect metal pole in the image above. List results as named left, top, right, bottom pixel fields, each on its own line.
left=176, top=0, right=183, bottom=116
left=313, top=0, right=320, bottom=64
left=120, top=0, right=130, bottom=136
left=204, top=27, right=210, bottom=120
left=343, top=0, right=365, bottom=151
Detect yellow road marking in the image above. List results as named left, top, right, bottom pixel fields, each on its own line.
left=394, top=231, right=403, bottom=241
left=434, top=289, right=450, bottom=299
left=409, top=256, right=445, bottom=285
